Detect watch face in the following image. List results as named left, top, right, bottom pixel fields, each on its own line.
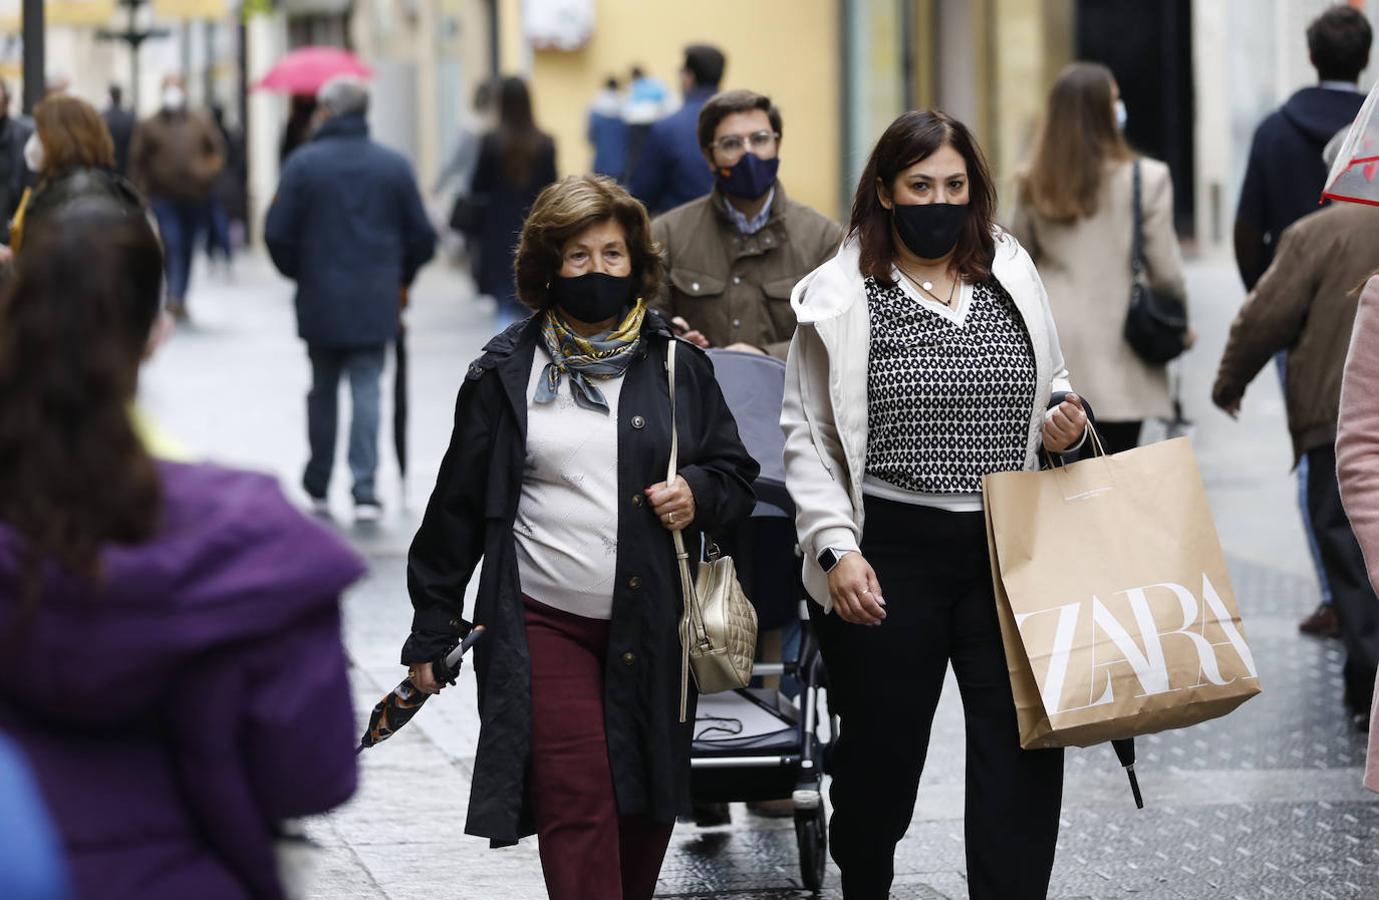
left=818, top=548, right=837, bottom=571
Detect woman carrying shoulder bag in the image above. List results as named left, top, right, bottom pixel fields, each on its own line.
left=402, top=174, right=758, bottom=900
left=1010, top=62, right=1188, bottom=454
left=781, top=109, right=1088, bottom=899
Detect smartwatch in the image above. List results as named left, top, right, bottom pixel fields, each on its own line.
left=817, top=547, right=853, bottom=573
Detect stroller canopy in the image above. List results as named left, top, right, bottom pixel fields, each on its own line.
left=706, top=349, right=789, bottom=511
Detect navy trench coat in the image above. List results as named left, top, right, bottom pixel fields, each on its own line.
left=401, top=310, right=758, bottom=844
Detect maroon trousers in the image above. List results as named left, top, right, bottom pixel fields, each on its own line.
left=524, top=597, right=674, bottom=900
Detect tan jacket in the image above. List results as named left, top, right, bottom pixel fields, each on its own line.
left=1008, top=158, right=1186, bottom=422
left=129, top=110, right=225, bottom=203
left=1215, top=202, right=1379, bottom=463
left=651, top=184, right=843, bottom=359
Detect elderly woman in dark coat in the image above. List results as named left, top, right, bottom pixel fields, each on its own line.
left=401, top=174, right=758, bottom=900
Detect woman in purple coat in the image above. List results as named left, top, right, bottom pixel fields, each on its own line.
left=0, top=196, right=366, bottom=898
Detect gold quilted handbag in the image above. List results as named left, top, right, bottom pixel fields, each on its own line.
left=666, top=341, right=758, bottom=722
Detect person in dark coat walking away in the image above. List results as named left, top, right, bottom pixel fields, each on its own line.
left=128, top=74, right=226, bottom=320
left=103, top=84, right=135, bottom=178
left=402, top=174, right=758, bottom=900
left=467, top=76, right=557, bottom=328
left=279, top=94, right=317, bottom=163
left=265, top=76, right=436, bottom=523
left=0, top=195, right=366, bottom=900
left=1235, top=3, right=1371, bottom=639
left=627, top=44, right=725, bottom=215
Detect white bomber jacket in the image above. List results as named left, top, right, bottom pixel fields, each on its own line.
left=780, top=230, right=1076, bottom=610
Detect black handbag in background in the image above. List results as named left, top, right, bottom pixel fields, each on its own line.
left=447, top=193, right=487, bottom=236
left=1123, top=160, right=1189, bottom=364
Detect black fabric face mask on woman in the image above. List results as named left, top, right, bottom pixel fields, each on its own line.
left=552, top=272, right=635, bottom=323
left=892, top=201, right=968, bottom=260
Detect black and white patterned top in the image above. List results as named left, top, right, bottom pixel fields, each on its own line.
left=864, top=275, right=1037, bottom=495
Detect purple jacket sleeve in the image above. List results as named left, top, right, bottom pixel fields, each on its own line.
left=242, top=604, right=359, bottom=819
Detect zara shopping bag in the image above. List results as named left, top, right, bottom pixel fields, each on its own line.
left=983, top=434, right=1260, bottom=750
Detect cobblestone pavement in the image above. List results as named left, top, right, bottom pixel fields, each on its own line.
left=141, top=252, right=1377, bottom=899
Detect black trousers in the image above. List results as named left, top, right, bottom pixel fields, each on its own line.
left=810, top=497, right=1064, bottom=899
left=1096, top=420, right=1142, bottom=455
left=1306, top=445, right=1379, bottom=713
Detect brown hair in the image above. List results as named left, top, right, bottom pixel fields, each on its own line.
left=0, top=196, right=163, bottom=617
left=32, top=95, right=115, bottom=182
left=697, top=89, right=783, bottom=153
left=514, top=174, right=664, bottom=311
left=494, top=76, right=550, bottom=187
left=1018, top=62, right=1133, bottom=224
left=848, top=109, right=997, bottom=284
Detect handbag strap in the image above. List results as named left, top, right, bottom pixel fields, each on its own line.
left=1131, top=158, right=1146, bottom=279
left=666, top=340, right=709, bottom=722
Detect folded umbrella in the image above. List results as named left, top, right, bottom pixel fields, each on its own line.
left=358, top=626, right=485, bottom=752
left=254, top=46, right=373, bottom=96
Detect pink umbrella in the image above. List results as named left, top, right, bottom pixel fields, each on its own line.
left=254, top=47, right=373, bottom=95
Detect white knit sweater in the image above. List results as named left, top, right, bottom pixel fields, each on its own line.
left=514, top=349, right=624, bottom=620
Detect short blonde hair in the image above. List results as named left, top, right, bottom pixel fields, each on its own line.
left=514, top=174, right=663, bottom=311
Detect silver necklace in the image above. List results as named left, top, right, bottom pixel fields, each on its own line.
left=898, top=265, right=958, bottom=307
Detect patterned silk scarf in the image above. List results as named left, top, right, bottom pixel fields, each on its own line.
left=534, top=300, right=647, bottom=414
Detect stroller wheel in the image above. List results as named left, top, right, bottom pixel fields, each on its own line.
left=794, top=804, right=828, bottom=893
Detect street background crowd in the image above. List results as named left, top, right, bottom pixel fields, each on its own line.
left=5, top=1, right=1379, bottom=899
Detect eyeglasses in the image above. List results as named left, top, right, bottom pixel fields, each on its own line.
left=712, top=130, right=779, bottom=155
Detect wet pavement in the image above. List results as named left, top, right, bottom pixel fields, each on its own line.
left=140, top=250, right=1377, bottom=899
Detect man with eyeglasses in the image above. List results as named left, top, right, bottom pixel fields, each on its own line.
left=651, top=89, right=842, bottom=359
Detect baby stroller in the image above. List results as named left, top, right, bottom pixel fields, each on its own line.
left=690, top=349, right=836, bottom=892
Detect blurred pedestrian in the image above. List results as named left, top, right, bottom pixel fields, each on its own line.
left=467, top=75, right=556, bottom=327
left=265, top=76, right=436, bottom=523
left=627, top=44, right=725, bottom=215
left=435, top=79, right=493, bottom=269
left=652, top=89, right=841, bottom=359
left=0, top=79, right=34, bottom=252
left=587, top=76, right=628, bottom=179
left=622, top=64, right=672, bottom=177
left=9, top=95, right=121, bottom=253
left=433, top=78, right=494, bottom=198
left=1236, top=5, right=1370, bottom=290
left=0, top=195, right=365, bottom=900
left=1337, top=274, right=1379, bottom=766
left=1235, top=3, right=1371, bottom=636
left=203, top=103, right=241, bottom=270
left=1010, top=62, right=1187, bottom=455
left=280, top=94, right=317, bottom=163
left=403, top=174, right=757, bottom=900
left=781, top=109, right=1084, bottom=899
left=129, top=75, right=226, bottom=320
left=102, top=84, right=135, bottom=178
left=0, top=736, right=71, bottom=900
left=1213, top=137, right=1379, bottom=727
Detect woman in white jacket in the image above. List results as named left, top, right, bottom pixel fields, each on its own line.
left=781, top=109, right=1086, bottom=899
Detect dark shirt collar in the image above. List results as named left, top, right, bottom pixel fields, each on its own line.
left=315, top=113, right=370, bottom=140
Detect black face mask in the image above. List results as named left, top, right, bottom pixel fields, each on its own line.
left=717, top=153, right=780, bottom=200
left=892, top=202, right=968, bottom=260
left=552, top=272, right=635, bottom=324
